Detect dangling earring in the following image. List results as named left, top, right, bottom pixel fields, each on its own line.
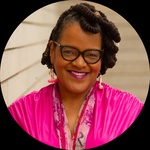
left=99, top=75, right=103, bottom=89
left=48, top=66, right=58, bottom=84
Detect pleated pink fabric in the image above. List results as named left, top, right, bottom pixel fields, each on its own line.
left=8, top=81, right=144, bottom=149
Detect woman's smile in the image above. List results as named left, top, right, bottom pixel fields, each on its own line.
left=67, top=70, right=89, bottom=79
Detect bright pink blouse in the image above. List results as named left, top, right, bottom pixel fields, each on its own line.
left=8, top=81, right=144, bottom=149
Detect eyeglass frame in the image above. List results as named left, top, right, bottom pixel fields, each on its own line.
left=53, top=40, right=104, bottom=64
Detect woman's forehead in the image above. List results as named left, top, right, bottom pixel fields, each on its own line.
left=60, top=22, right=101, bottom=40
left=58, top=23, right=102, bottom=50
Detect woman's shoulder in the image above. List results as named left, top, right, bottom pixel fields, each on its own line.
left=102, top=82, right=141, bottom=98
left=8, top=84, right=54, bottom=107
left=96, top=81, right=144, bottom=107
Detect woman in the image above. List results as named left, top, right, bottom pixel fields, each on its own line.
left=8, top=2, right=144, bottom=149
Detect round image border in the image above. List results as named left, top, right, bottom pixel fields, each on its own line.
left=0, top=0, right=149, bottom=149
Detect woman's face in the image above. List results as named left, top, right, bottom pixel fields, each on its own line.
left=50, top=22, right=102, bottom=94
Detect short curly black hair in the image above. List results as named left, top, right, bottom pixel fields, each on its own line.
left=41, top=2, right=121, bottom=75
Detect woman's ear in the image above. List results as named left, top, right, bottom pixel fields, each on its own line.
left=49, top=40, right=55, bottom=64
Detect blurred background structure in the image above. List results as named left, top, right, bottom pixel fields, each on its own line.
left=0, top=0, right=149, bottom=106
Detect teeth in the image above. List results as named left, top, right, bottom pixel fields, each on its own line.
left=71, top=71, right=86, bottom=76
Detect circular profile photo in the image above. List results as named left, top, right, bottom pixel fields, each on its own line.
left=0, top=0, right=149, bottom=149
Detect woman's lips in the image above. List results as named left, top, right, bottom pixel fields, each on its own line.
left=68, top=70, right=88, bottom=79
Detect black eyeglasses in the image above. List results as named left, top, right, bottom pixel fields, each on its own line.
left=53, top=41, right=104, bottom=64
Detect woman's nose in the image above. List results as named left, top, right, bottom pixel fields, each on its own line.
left=72, top=54, right=87, bottom=68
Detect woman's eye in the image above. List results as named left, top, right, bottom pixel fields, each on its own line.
left=63, top=50, right=74, bottom=55
left=89, top=54, right=97, bottom=57
left=86, top=53, right=98, bottom=58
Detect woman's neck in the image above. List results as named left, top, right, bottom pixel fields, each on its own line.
left=58, top=83, right=91, bottom=105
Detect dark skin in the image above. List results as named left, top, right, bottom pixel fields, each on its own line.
left=50, top=22, right=102, bottom=137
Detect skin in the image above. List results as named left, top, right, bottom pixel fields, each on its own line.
left=50, top=22, right=102, bottom=136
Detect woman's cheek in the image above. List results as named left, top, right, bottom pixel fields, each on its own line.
left=92, top=62, right=101, bottom=75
